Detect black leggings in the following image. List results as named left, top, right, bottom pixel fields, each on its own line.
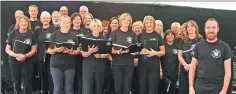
left=9, top=61, right=33, bottom=94
left=178, top=66, right=189, bottom=94
left=138, top=65, right=159, bottom=94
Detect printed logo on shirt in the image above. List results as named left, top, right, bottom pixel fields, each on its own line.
left=190, top=44, right=196, bottom=50
left=78, top=33, right=84, bottom=37
left=106, top=42, right=111, bottom=46
left=24, top=38, right=32, bottom=45
left=67, top=39, right=74, bottom=42
left=46, top=33, right=51, bottom=39
left=150, top=38, right=157, bottom=41
left=211, top=49, right=221, bottom=58
left=191, top=51, right=195, bottom=56
left=108, top=38, right=112, bottom=41
left=126, top=37, right=133, bottom=44
left=35, top=26, right=40, bottom=30
left=173, top=49, right=178, bottom=54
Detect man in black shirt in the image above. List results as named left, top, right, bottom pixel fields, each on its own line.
left=51, top=11, right=61, bottom=30
left=189, top=18, right=233, bottom=94
left=7, top=10, right=24, bottom=36
left=28, top=5, right=41, bottom=32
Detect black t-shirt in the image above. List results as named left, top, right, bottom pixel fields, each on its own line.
left=138, top=31, right=164, bottom=66
left=30, top=19, right=41, bottom=32
left=109, top=28, right=138, bottom=65
left=70, top=28, right=89, bottom=37
left=192, top=39, right=233, bottom=83
left=49, top=30, right=80, bottom=70
left=5, top=29, right=37, bottom=63
left=161, top=42, right=179, bottom=75
left=176, top=37, right=182, bottom=49
left=82, top=27, right=92, bottom=35
left=179, top=37, right=203, bottom=65
left=82, top=34, right=107, bottom=71
left=7, top=24, right=16, bottom=36
left=35, top=26, right=56, bottom=61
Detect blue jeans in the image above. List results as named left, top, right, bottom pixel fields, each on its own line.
left=50, top=67, right=75, bottom=94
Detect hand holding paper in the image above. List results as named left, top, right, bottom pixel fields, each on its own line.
left=88, top=45, right=98, bottom=54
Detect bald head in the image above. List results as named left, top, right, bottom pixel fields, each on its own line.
left=15, top=10, right=24, bottom=21
left=79, top=5, right=89, bottom=17
left=59, top=6, right=68, bottom=15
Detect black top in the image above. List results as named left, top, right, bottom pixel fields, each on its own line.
left=5, top=29, right=37, bottom=63
left=109, top=28, right=138, bottom=65
left=70, top=27, right=89, bottom=37
left=161, top=42, right=179, bottom=76
left=7, top=24, right=16, bottom=36
left=82, top=34, right=107, bottom=71
left=179, top=37, right=203, bottom=65
left=192, top=39, right=233, bottom=83
left=49, top=30, right=80, bottom=70
left=82, top=27, right=92, bottom=35
left=35, top=26, right=56, bottom=61
left=30, top=19, right=41, bottom=32
left=138, top=31, right=164, bottom=66
left=176, top=37, right=182, bottom=49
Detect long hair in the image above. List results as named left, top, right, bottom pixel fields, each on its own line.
left=184, top=20, right=202, bottom=43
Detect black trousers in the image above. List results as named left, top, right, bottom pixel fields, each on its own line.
left=131, top=67, right=139, bottom=94
left=74, top=55, right=83, bottom=94
left=32, top=59, right=41, bottom=92
left=45, top=54, right=53, bottom=94
left=138, top=65, right=159, bottom=94
left=35, top=60, right=48, bottom=94
left=195, top=79, right=223, bottom=94
left=103, top=61, right=115, bottom=94
left=178, top=66, right=189, bottom=94
left=159, top=75, right=178, bottom=94
left=9, top=61, right=33, bottom=94
left=112, top=65, right=134, bottom=94
left=82, top=69, right=105, bottom=94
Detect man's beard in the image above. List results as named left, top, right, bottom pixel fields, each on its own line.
left=53, top=20, right=60, bottom=27
left=206, top=32, right=217, bottom=40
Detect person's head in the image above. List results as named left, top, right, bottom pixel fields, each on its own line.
left=102, top=20, right=110, bottom=33
left=164, top=29, right=176, bottom=43
left=15, top=15, right=31, bottom=30
left=60, top=15, right=71, bottom=30
left=132, top=21, right=143, bottom=35
left=15, top=10, right=24, bottom=22
left=118, top=13, right=133, bottom=28
left=59, top=6, right=68, bottom=15
left=90, top=19, right=102, bottom=35
left=205, top=18, right=219, bottom=41
left=155, top=20, right=163, bottom=33
left=180, top=22, right=187, bottom=39
left=185, top=20, right=201, bottom=38
left=83, top=13, right=93, bottom=26
left=79, top=5, right=89, bottom=18
left=70, top=12, right=82, bottom=27
left=109, top=17, right=119, bottom=31
left=28, top=4, right=38, bottom=18
left=143, top=15, right=156, bottom=31
left=171, top=22, right=181, bottom=35
left=51, top=11, right=61, bottom=26
left=40, top=11, right=51, bottom=25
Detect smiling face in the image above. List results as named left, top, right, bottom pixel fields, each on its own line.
left=110, top=19, right=119, bottom=31
left=144, top=19, right=154, bottom=31
left=28, top=6, right=38, bottom=18
left=19, top=18, right=29, bottom=30
left=205, top=20, right=219, bottom=40
left=60, top=16, right=71, bottom=30
left=72, top=16, right=81, bottom=27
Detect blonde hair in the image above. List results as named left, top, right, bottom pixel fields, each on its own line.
left=15, top=15, right=31, bottom=30
left=155, top=20, right=164, bottom=38
left=89, top=19, right=102, bottom=31
left=143, top=15, right=156, bottom=30
left=40, top=11, right=51, bottom=18
left=60, top=15, right=71, bottom=22
left=132, top=21, right=143, bottom=31
left=29, top=4, right=38, bottom=11
left=118, top=13, right=133, bottom=27
left=180, top=22, right=187, bottom=39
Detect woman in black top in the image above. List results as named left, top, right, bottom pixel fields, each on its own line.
left=109, top=13, right=138, bottom=94
left=178, top=20, right=203, bottom=94
left=5, top=15, right=37, bottom=94
left=138, top=16, right=165, bottom=94
left=35, top=11, right=56, bottom=94
left=47, top=15, right=80, bottom=94
left=160, top=29, right=179, bottom=94
left=82, top=13, right=93, bottom=34
left=70, top=12, right=86, bottom=94
left=81, top=19, right=110, bottom=94
left=109, top=17, right=119, bottom=32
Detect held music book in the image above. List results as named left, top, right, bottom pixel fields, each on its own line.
left=162, top=76, right=171, bottom=92
left=44, top=41, right=76, bottom=49
left=13, top=40, right=31, bottom=54
left=112, top=43, right=142, bottom=53
left=143, top=40, right=158, bottom=59
left=80, top=37, right=112, bottom=54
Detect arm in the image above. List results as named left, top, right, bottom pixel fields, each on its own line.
left=221, top=58, right=232, bottom=92
left=24, top=45, right=37, bottom=58
left=189, top=57, right=198, bottom=88
left=47, top=46, right=58, bottom=55
left=178, top=50, right=188, bottom=67
left=71, top=47, right=81, bottom=55
left=157, top=45, right=165, bottom=57
left=5, top=44, right=19, bottom=57
left=81, top=51, right=93, bottom=57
